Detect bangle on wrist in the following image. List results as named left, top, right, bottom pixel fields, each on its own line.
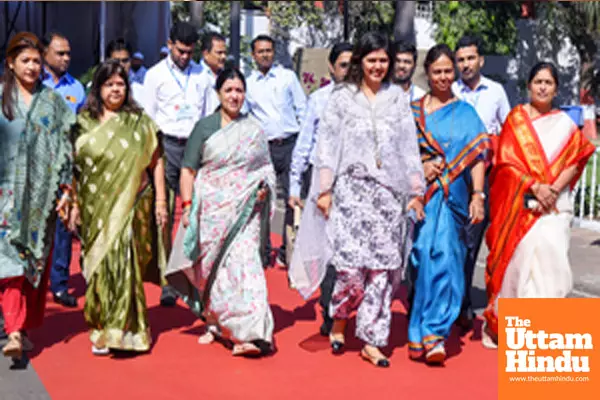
left=181, top=200, right=192, bottom=208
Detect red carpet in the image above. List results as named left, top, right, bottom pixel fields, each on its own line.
left=28, top=235, right=497, bottom=400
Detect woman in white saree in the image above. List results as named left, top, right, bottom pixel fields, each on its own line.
left=165, top=68, right=276, bottom=357
left=483, top=62, right=595, bottom=348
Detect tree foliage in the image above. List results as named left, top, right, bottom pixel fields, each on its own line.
left=433, top=1, right=522, bottom=55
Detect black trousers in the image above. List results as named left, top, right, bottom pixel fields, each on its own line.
left=462, top=180, right=490, bottom=314
left=162, top=134, right=188, bottom=195
left=267, top=133, right=298, bottom=262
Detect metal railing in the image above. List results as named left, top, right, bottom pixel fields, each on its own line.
left=573, top=146, right=600, bottom=227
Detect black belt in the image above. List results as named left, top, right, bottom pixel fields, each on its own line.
left=163, top=134, right=188, bottom=145
left=269, top=133, right=298, bottom=146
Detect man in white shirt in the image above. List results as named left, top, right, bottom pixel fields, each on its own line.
left=451, top=35, right=511, bottom=332
left=198, top=32, right=227, bottom=117
left=288, top=42, right=353, bottom=335
left=392, top=40, right=426, bottom=102
left=143, top=22, right=205, bottom=307
left=144, top=22, right=205, bottom=195
left=246, top=34, right=307, bottom=267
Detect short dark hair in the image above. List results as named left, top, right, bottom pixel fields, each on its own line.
left=201, top=32, right=226, bottom=53
left=344, top=32, right=393, bottom=86
left=251, top=35, right=275, bottom=52
left=169, top=22, right=199, bottom=45
left=215, top=67, right=246, bottom=92
left=424, top=43, right=455, bottom=73
left=528, top=61, right=559, bottom=86
left=105, top=38, right=132, bottom=59
left=392, top=40, right=417, bottom=63
left=328, top=42, right=353, bottom=65
left=41, top=31, right=67, bottom=48
left=81, top=60, right=141, bottom=120
left=456, top=35, right=482, bottom=54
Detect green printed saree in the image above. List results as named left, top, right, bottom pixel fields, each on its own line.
left=75, top=111, right=168, bottom=352
left=166, top=114, right=276, bottom=346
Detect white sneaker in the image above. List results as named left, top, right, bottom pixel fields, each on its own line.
left=92, top=345, right=110, bottom=356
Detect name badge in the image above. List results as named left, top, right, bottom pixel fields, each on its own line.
left=175, top=104, right=195, bottom=122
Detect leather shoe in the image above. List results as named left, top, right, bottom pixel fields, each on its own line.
left=456, top=308, right=475, bottom=333
left=160, top=286, right=177, bottom=307
left=53, top=291, right=77, bottom=308
left=319, top=317, right=333, bottom=337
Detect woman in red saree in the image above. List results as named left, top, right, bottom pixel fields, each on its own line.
left=483, top=62, right=595, bottom=347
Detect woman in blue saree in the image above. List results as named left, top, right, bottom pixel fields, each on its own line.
left=408, top=44, right=490, bottom=364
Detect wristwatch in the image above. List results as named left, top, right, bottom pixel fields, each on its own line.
left=472, top=190, right=486, bottom=200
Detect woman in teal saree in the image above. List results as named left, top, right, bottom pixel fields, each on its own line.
left=0, top=32, right=74, bottom=360
left=70, top=60, right=168, bottom=355
left=166, top=68, right=276, bottom=357
left=408, top=45, right=490, bottom=365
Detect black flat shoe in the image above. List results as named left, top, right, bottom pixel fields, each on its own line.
left=53, top=291, right=77, bottom=308
left=330, top=340, right=344, bottom=353
left=376, top=359, right=390, bottom=368
left=360, top=348, right=390, bottom=368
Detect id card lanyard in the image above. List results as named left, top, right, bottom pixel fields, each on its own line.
left=167, top=61, right=191, bottom=101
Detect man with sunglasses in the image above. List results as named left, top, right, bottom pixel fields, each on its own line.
left=287, top=42, right=353, bottom=336
left=144, top=22, right=207, bottom=307
left=41, top=31, right=86, bottom=309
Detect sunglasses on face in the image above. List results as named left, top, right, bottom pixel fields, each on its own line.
left=175, top=47, right=193, bottom=56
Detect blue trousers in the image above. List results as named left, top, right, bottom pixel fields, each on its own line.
left=49, top=217, right=72, bottom=294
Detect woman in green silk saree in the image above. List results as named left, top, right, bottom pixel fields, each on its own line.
left=71, top=61, right=168, bottom=355
left=166, top=68, right=276, bottom=357
left=0, top=32, right=75, bottom=360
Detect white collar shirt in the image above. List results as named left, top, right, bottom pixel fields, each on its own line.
left=198, top=59, right=221, bottom=117
left=452, top=75, right=511, bottom=135
left=142, top=57, right=208, bottom=138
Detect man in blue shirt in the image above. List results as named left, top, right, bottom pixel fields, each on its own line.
left=288, top=42, right=352, bottom=336
left=42, top=31, right=86, bottom=308
left=246, top=35, right=307, bottom=267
